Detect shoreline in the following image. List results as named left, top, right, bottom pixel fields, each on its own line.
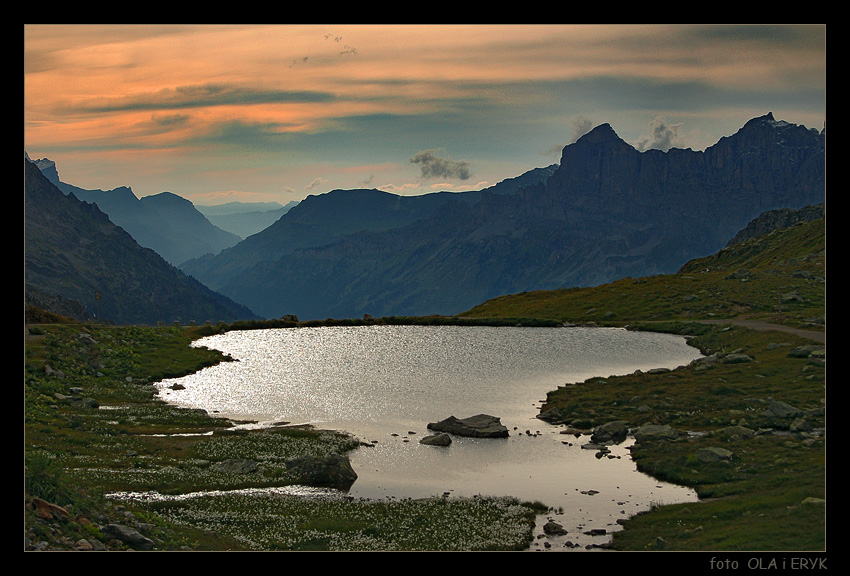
left=25, top=315, right=825, bottom=552
left=159, top=322, right=703, bottom=551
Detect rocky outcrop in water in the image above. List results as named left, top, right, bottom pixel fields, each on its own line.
left=419, top=433, right=452, bottom=446
left=427, top=414, right=510, bottom=438
left=590, top=420, right=629, bottom=445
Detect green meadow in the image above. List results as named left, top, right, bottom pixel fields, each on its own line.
left=25, top=219, right=824, bottom=551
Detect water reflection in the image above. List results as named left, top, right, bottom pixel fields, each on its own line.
left=156, top=325, right=702, bottom=550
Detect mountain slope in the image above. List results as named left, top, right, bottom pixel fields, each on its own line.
left=29, top=155, right=241, bottom=266
left=725, top=203, right=824, bottom=247
left=461, top=215, right=825, bottom=329
left=196, top=201, right=299, bottom=239
left=192, top=113, right=824, bottom=321
left=24, top=159, right=258, bottom=325
left=179, top=166, right=557, bottom=295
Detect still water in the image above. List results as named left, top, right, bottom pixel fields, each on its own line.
left=156, top=325, right=703, bottom=550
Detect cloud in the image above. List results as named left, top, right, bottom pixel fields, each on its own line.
left=410, top=149, right=471, bottom=180
left=305, top=177, right=328, bottom=190
left=80, top=83, right=335, bottom=114
left=570, top=115, right=594, bottom=143
left=635, top=117, right=682, bottom=152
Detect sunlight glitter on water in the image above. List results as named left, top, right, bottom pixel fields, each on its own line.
left=155, top=325, right=702, bottom=550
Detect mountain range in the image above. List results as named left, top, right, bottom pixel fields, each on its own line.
left=180, top=113, right=825, bottom=321
left=24, top=158, right=258, bottom=325
left=27, top=154, right=243, bottom=267
left=25, top=113, right=825, bottom=324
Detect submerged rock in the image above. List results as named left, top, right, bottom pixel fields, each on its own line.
left=427, top=414, right=509, bottom=438
left=543, top=520, right=568, bottom=535
left=419, top=433, right=452, bottom=446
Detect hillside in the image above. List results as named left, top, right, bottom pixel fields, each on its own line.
left=180, top=188, right=481, bottom=293
left=24, top=159, right=259, bottom=326
left=29, top=155, right=241, bottom=266
left=461, top=216, right=825, bottom=330
left=725, top=203, right=824, bottom=247
left=182, top=113, right=824, bottom=321
left=179, top=165, right=558, bottom=307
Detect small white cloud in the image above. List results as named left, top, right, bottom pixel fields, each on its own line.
left=305, top=177, right=328, bottom=190
left=570, top=115, right=594, bottom=143
left=636, top=117, right=682, bottom=151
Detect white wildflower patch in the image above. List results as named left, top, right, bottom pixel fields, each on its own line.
left=141, top=489, right=536, bottom=551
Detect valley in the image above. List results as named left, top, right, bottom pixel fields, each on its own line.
left=24, top=114, right=825, bottom=556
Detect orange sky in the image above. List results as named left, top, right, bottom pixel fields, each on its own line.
left=24, top=24, right=826, bottom=205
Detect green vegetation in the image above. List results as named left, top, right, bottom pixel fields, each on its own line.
left=24, top=321, right=539, bottom=551
left=461, top=219, right=826, bottom=551
left=24, top=218, right=825, bottom=552
left=463, top=218, right=824, bottom=331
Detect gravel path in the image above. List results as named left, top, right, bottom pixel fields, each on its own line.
left=696, top=319, right=825, bottom=344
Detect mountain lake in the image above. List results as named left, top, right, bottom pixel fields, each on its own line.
left=154, top=324, right=704, bottom=551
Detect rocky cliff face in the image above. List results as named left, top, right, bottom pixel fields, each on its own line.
left=543, top=113, right=824, bottom=237
left=188, top=113, right=826, bottom=321
left=726, top=203, right=825, bottom=247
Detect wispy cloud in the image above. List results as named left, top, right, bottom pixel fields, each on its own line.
left=24, top=24, right=825, bottom=203
left=78, top=84, right=336, bottom=114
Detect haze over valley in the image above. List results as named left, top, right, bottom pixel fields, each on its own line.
left=26, top=112, right=825, bottom=325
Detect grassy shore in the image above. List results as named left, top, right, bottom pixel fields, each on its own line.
left=460, top=218, right=826, bottom=551
left=24, top=318, right=546, bottom=551
left=24, top=219, right=825, bottom=553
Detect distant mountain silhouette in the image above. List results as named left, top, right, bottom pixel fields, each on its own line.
left=179, top=165, right=558, bottom=296
left=181, top=113, right=824, bottom=321
left=24, top=158, right=258, bottom=325
left=28, top=154, right=241, bottom=266
left=195, top=201, right=300, bottom=239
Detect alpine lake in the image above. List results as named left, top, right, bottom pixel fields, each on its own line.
left=154, top=324, right=705, bottom=550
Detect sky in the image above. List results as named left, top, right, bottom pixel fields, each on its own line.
left=24, top=24, right=826, bottom=207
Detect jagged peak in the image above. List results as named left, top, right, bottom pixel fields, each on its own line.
left=578, top=122, right=620, bottom=143
left=744, top=112, right=800, bottom=132
left=559, top=123, right=632, bottom=163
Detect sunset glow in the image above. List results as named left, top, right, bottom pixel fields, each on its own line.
left=24, top=24, right=826, bottom=205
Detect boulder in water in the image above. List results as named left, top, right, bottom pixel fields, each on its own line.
left=427, top=414, right=509, bottom=438
left=419, top=433, right=452, bottom=446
